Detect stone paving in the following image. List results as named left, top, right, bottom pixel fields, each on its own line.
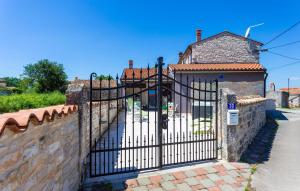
left=124, top=162, right=251, bottom=191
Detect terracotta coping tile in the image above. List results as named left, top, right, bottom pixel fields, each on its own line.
left=237, top=97, right=267, bottom=106
left=0, top=105, right=77, bottom=136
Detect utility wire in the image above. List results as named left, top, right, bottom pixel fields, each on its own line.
left=263, top=40, right=300, bottom=50
left=263, top=20, right=300, bottom=46
left=269, top=60, right=300, bottom=71
left=267, top=50, right=300, bottom=61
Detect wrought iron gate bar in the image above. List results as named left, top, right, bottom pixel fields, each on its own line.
left=92, top=84, right=158, bottom=102
left=88, top=57, right=219, bottom=177
left=162, top=74, right=217, bottom=92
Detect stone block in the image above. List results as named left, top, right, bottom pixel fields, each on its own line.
left=177, top=183, right=192, bottom=191
left=137, top=177, right=151, bottom=186
left=200, top=178, right=215, bottom=188
left=184, top=177, right=200, bottom=186
left=161, top=181, right=176, bottom=190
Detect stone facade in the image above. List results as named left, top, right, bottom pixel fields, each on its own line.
left=220, top=81, right=264, bottom=97
left=219, top=89, right=275, bottom=161
left=0, top=113, right=80, bottom=191
left=180, top=32, right=261, bottom=64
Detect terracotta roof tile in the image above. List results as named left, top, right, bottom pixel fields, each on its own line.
left=71, top=79, right=117, bottom=88
left=0, top=105, right=77, bottom=136
left=168, top=63, right=266, bottom=72
left=280, top=88, right=300, bottom=95
left=121, top=68, right=168, bottom=80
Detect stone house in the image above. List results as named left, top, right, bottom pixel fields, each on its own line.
left=0, top=78, right=6, bottom=87
left=173, top=30, right=267, bottom=98
left=121, top=30, right=267, bottom=112
left=280, top=88, right=300, bottom=107
left=120, top=60, right=170, bottom=109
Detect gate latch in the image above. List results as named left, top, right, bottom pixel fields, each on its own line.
left=162, top=114, right=168, bottom=130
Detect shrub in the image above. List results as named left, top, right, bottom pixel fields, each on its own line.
left=0, top=92, right=66, bottom=113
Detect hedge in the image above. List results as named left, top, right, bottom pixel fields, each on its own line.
left=0, top=92, right=66, bottom=113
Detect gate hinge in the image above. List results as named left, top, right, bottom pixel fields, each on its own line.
left=217, top=146, right=223, bottom=150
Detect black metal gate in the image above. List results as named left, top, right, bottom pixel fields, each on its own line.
left=88, top=57, right=218, bottom=177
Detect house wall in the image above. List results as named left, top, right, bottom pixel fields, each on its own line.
left=289, top=94, right=300, bottom=107
left=266, top=90, right=289, bottom=108
left=0, top=82, right=6, bottom=87
left=191, top=35, right=260, bottom=63
left=174, top=72, right=265, bottom=107
left=125, top=87, right=149, bottom=107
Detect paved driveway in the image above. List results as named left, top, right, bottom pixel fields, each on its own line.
left=91, top=111, right=216, bottom=175
left=252, top=108, right=300, bottom=191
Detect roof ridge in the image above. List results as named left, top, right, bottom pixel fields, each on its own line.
left=0, top=105, right=77, bottom=136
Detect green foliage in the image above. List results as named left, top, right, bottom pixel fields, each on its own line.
left=0, top=92, right=66, bottom=113
left=2, top=77, right=21, bottom=87
left=23, top=59, right=68, bottom=93
left=96, top=75, right=114, bottom=80
left=250, top=165, right=257, bottom=175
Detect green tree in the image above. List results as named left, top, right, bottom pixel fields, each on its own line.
left=22, top=59, right=68, bottom=93
left=3, top=77, right=21, bottom=87
left=96, top=75, right=114, bottom=80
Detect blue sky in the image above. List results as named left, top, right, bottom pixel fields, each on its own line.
left=0, top=0, right=299, bottom=88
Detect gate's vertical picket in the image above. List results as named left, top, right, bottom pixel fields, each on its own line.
left=88, top=57, right=219, bottom=177
left=124, top=73, right=127, bottom=171
left=132, top=70, right=135, bottom=171
left=147, top=65, right=150, bottom=169
left=215, top=80, right=219, bottom=159
left=157, top=57, right=163, bottom=169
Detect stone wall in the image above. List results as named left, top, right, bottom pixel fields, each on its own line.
left=0, top=113, right=80, bottom=191
left=219, top=90, right=275, bottom=161
left=0, top=81, right=119, bottom=191
left=65, top=81, right=118, bottom=180
left=191, top=34, right=260, bottom=63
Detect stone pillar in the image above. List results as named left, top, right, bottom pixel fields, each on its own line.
left=65, top=83, right=89, bottom=184
left=218, top=88, right=237, bottom=161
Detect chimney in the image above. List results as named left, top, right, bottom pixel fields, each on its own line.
left=270, top=82, right=276, bottom=91
left=128, top=59, right=133, bottom=69
left=196, top=29, right=202, bottom=42
left=179, top=52, right=183, bottom=59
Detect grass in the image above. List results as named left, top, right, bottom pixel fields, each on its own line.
left=244, top=164, right=258, bottom=191
left=0, top=91, right=66, bottom=113
left=250, top=165, right=257, bottom=175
